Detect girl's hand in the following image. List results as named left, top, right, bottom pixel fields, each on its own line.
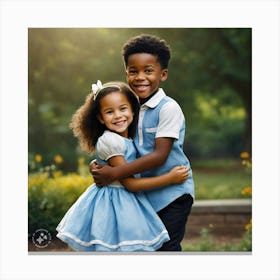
left=168, top=166, right=189, bottom=184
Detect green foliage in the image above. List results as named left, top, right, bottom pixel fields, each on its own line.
left=186, top=89, right=246, bottom=158
left=237, top=223, right=252, bottom=251
left=28, top=170, right=92, bottom=237
left=182, top=225, right=252, bottom=252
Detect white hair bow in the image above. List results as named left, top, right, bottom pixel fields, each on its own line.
left=91, top=80, right=103, bottom=99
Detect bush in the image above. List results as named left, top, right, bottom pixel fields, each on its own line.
left=28, top=170, right=93, bottom=237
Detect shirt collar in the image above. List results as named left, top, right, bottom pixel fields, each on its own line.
left=141, top=88, right=166, bottom=108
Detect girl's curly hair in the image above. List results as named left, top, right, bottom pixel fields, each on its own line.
left=70, top=81, right=139, bottom=155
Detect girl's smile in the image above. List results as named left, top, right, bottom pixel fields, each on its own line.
left=98, top=92, right=134, bottom=138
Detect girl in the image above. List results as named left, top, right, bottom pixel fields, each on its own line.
left=56, top=81, right=188, bottom=252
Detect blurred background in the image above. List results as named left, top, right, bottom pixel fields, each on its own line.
left=28, top=28, right=251, bottom=168
left=28, top=28, right=252, bottom=252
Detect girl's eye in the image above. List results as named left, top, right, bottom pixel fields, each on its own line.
left=120, top=106, right=128, bottom=111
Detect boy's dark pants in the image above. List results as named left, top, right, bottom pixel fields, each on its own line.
left=156, top=194, right=193, bottom=251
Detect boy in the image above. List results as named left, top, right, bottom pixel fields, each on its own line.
left=91, top=34, right=194, bottom=251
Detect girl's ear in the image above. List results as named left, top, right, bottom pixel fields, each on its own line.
left=160, top=69, right=168, bottom=82
left=97, top=114, right=104, bottom=124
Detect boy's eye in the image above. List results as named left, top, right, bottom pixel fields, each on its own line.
left=128, top=69, right=137, bottom=74
left=145, top=69, right=153, bottom=74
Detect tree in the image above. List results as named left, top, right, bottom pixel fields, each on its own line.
left=164, top=28, right=251, bottom=152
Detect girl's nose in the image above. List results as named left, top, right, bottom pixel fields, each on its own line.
left=114, top=110, right=121, bottom=118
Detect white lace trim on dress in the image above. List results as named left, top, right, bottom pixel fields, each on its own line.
left=56, top=229, right=168, bottom=249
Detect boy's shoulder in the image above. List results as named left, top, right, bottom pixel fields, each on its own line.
left=149, top=88, right=178, bottom=106
left=163, top=94, right=177, bottom=103
left=157, top=89, right=183, bottom=110
left=145, top=89, right=183, bottom=117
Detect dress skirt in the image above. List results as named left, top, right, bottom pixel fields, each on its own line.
left=56, top=184, right=169, bottom=252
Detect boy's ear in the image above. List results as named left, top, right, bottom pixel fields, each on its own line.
left=160, top=69, right=168, bottom=81
left=97, top=114, right=104, bottom=124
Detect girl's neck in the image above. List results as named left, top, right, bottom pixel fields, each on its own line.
left=108, top=129, right=129, bottom=139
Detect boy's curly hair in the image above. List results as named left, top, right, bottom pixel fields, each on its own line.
left=122, top=34, right=171, bottom=69
left=70, top=82, right=139, bottom=155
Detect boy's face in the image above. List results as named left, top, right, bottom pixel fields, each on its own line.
left=125, top=53, right=168, bottom=99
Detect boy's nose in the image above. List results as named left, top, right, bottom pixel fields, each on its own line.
left=135, top=72, right=145, bottom=80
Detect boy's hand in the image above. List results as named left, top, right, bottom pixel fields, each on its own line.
left=89, top=159, right=99, bottom=173
left=89, top=160, right=114, bottom=186
left=168, top=166, right=189, bottom=184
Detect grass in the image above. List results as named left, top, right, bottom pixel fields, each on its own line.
left=191, top=158, right=240, bottom=168
left=191, top=158, right=251, bottom=199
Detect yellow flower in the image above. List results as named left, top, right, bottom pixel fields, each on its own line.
left=241, top=186, right=252, bottom=196
left=53, top=170, right=62, bottom=178
left=34, top=154, right=42, bottom=163
left=54, top=154, right=63, bottom=164
left=78, top=157, right=85, bottom=165
left=240, top=152, right=250, bottom=159
left=245, top=219, right=252, bottom=231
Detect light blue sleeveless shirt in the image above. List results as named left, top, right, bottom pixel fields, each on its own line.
left=133, top=89, right=195, bottom=212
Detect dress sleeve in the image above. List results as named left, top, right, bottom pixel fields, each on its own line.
left=96, top=131, right=126, bottom=161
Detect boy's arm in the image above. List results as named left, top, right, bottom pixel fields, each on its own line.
left=108, top=155, right=188, bottom=192
left=91, top=137, right=174, bottom=186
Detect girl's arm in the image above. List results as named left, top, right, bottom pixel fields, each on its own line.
left=108, top=153, right=188, bottom=192
left=92, top=137, right=174, bottom=186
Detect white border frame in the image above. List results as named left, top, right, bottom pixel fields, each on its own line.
left=1, top=0, right=279, bottom=279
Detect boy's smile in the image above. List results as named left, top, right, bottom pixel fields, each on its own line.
left=126, top=53, right=168, bottom=99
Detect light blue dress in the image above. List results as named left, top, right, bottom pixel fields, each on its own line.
left=56, top=131, right=169, bottom=252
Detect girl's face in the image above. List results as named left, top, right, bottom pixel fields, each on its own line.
left=97, top=91, right=134, bottom=138
left=125, top=53, right=168, bottom=99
